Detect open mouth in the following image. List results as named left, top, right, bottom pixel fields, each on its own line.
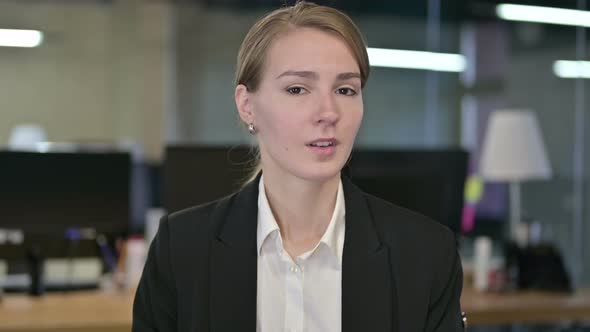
left=306, top=139, right=338, bottom=157
left=307, top=141, right=335, bottom=147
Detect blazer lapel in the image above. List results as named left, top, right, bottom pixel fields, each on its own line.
left=207, top=175, right=399, bottom=332
left=209, top=177, right=260, bottom=332
left=342, top=176, right=398, bottom=332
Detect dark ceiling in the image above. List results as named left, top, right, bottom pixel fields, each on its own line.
left=192, top=0, right=584, bottom=21
left=3, top=0, right=584, bottom=21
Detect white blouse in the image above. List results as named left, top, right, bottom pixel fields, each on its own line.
left=256, top=176, right=346, bottom=332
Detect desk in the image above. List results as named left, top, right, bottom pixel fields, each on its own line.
left=0, top=290, right=134, bottom=332
left=462, top=288, right=590, bottom=326
left=1, top=288, right=590, bottom=330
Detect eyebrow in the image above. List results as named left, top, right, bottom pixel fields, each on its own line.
left=336, top=72, right=361, bottom=81
left=275, top=70, right=361, bottom=81
left=276, top=70, right=318, bottom=80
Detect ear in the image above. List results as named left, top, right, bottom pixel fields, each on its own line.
left=235, top=84, right=254, bottom=125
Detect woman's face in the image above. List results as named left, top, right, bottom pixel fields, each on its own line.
left=237, top=27, right=364, bottom=182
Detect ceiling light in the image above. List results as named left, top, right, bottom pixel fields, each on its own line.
left=367, top=48, right=466, bottom=72
left=0, top=29, right=43, bottom=48
left=497, top=4, right=590, bottom=28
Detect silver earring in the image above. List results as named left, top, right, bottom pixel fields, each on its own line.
left=248, top=123, right=257, bottom=135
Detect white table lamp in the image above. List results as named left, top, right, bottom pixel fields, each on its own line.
left=8, top=124, right=47, bottom=151
left=479, top=110, right=552, bottom=243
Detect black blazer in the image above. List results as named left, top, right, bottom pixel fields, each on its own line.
left=133, top=175, right=464, bottom=332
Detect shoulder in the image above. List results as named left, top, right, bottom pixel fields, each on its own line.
left=168, top=199, right=221, bottom=227
left=162, top=192, right=238, bottom=245
left=361, top=191, right=457, bottom=254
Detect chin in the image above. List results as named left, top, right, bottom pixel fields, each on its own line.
left=294, top=161, right=344, bottom=182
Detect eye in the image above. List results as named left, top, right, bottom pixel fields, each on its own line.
left=286, top=86, right=307, bottom=95
left=336, top=87, right=357, bottom=96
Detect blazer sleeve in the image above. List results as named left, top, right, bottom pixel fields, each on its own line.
left=132, top=216, right=177, bottom=331
left=424, top=231, right=464, bottom=331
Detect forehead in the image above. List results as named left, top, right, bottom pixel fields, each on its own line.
left=263, top=27, right=360, bottom=77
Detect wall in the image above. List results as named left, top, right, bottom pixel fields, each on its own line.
left=0, top=0, right=174, bottom=161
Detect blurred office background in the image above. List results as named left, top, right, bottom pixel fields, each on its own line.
left=0, top=0, right=588, bottom=330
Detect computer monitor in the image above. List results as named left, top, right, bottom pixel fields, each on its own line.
left=0, top=150, right=131, bottom=236
left=346, top=149, right=468, bottom=233
left=163, top=146, right=467, bottom=233
left=163, top=145, right=255, bottom=213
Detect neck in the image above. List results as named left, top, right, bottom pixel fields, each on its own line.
left=261, top=167, right=340, bottom=247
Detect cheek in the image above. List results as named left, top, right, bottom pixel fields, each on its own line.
left=342, top=102, right=364, bottom=136
left=256, top=99, right=303, bottom=147
left=353, top=106, right=364, bottom=127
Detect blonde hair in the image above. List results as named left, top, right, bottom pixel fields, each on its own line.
left=235, top=1, right=370, bottom=184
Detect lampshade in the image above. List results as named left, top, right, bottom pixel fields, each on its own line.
left=8, top=124, right=47, bottom=151
left=480, top=110, right=552, bottom=181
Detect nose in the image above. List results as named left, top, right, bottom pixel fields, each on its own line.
left=315, top=91, right=340, bottom=126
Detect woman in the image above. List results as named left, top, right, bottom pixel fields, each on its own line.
left=133, top=2, right=464, bottom=331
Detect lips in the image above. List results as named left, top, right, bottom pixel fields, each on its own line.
left=306, top=138, right=339, bottom=147
left=306, top=138, right=339, bottom=157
